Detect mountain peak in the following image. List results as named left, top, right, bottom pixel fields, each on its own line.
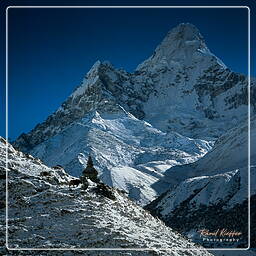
left=137, top=23, right=225, bottom=71
left=166, top=23, right=204, bottom=42
left=86, top=60, right=114, bottom=77
left=158, top=22, right=207, bottom=55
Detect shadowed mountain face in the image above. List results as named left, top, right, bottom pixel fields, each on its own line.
left=12, top=23, right=254, bottom=206
left=145, top=118, right=255, bottom=248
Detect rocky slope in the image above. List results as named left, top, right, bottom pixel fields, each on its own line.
left=0, top=137, right=213, bottom=255
left=145, top=118, right=255, bottom=248
left=12, top=23, right=254, bottom=206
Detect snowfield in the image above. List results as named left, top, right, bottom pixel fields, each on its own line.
left=28, top=110, right=212, bottom=205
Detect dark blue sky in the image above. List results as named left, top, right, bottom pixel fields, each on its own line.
left=0, top=0, right=255, bottom=140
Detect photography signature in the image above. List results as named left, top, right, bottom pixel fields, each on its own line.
left=197, top=229, right=242, bottom=243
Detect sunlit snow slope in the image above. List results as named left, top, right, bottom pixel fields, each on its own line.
left=28, top=110, right=211, bottom=205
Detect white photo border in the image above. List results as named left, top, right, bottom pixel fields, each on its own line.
left=5, top=5, right=251, bottom=252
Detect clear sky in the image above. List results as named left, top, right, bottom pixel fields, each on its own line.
left=0, top=0, right=255, bottom=140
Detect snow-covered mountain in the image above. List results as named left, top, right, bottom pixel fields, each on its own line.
left=13, top=23, right=254, bottom=206
left=145, top=118, right=255, bottom=248
left=0, top=138, right=214, bottom=255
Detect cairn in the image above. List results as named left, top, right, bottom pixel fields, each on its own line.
left=80, top=155, right=100, bottom=190
left=81, top=155, right=100, bottom=183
